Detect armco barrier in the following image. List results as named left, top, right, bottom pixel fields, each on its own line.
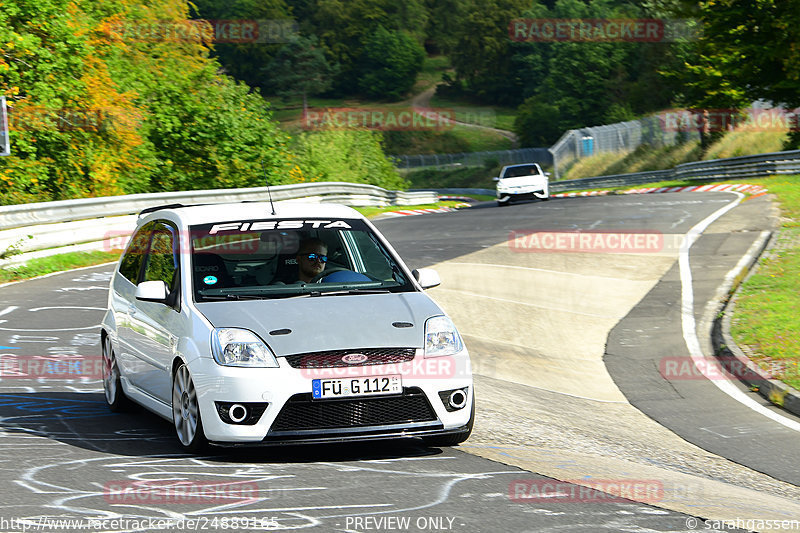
left=548, top=149, right=800, bottom=191
left=426, top=149, right=800, bottom=199
left=0, top=183, right=437, bottom=267
left=0, top=182, right=437, bottom=230
left=3, top=149, right=799, bottom=268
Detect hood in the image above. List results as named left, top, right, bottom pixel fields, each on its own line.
left=195, top=292, right=444, bottom=356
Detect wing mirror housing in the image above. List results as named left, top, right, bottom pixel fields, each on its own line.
left=413, top=268, right=441, bottom=289
left=136, top=280, right=170, bottom=303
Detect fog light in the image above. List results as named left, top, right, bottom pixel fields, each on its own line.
left=438, top=388, right=469, bottom=412
left=228, top=404, right=248, bottom=423
left=215, top=402, right=268, bottom=425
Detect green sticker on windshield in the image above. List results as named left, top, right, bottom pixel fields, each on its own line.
left=203, top=275, right=218, bottom=285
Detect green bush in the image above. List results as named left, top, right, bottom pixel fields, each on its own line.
left=293, top=129, right=408, bottom=190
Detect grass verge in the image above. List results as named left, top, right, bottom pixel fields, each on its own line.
left=726, top=176, right=800, bottom=391
left=0, top=250, right=122, bottom=284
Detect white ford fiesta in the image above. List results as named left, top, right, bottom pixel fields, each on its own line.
left=100, top=202, right=473, bottom=451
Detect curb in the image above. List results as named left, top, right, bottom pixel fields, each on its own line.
left=376, top=203, right=471, bottom=219
left=553, top=183, right=768, bottom=198
left=712, top=228, right=800, bottom=418
left=437, top=196, right=480, bottom=203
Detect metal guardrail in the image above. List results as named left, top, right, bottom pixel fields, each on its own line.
left=549, top=115, right=700, bottom=180
left=0, top=183, right=438, bottom=267
left=0, top=182, right=437, bottom=231
left=431, top=149, right=800, bottom=196
left=3, top=149, right=799, bottom=268
left=547, top=150, right=800, bottom=190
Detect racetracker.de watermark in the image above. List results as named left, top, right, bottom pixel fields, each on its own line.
left=103, top=480, right=259, bottom=504
left=0, top=516, right=282, bottom=531
left=6, top=106, right=140, bottom=132
left=509, top=479, right=664, bottom=503
left=659, top=108, right=800, bottom=132
left=508, top=230, right=664, bottom=254
left=509, top=18, right=698, bottom=42
left=0, top=355, right=104, bottom=380
left=299, top=357, right=459, bottom=380
left=105, top=19, right=297, bottom=44
left=302, top=107, right=457, bottom=131
left=660, top=356, right=800, bottom=381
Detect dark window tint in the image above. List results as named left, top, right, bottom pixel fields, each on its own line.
left=119, top=223, right=153, bottom=283
left=503, top=165, right=541, bottom=178
left=142, top=224, right=178, bottom=291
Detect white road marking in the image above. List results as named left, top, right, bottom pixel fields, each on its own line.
left=29, top=306, right=105, bottom=312
left=680, top=192, right=800, bottom=432
left=0, top=325, right=99, bottom=332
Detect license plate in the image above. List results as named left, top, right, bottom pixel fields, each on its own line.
left=312, top=375, right=402, bottom=400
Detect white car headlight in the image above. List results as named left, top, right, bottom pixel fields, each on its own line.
left=424, top=315, right=463, bottom=357
left=212, top=328, right=279, bottom=368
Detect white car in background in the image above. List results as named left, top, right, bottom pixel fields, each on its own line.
left=100, top=202, right=473, bottom=451
left=494, top=163, right=550, bottom=206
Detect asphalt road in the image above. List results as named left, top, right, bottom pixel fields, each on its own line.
left=0, top=192, right=791, bottom=532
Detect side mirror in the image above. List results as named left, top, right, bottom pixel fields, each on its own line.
left=544, top=172, right=551, bottom=178
left=413, top=268, right=441, bottom=289
left=492, top=177, right=500, bottom=182
left=136, top=280, right=170, bottom=303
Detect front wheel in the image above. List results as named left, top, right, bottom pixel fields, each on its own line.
left=172, top=364, right=208, bottom=453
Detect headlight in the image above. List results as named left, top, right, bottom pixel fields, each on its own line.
left=211, top=328, right=279, bottom=368
left=424, top=316, right=463, bottom=357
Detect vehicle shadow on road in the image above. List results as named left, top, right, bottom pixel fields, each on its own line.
left=0, top=390, right=445, bottom=461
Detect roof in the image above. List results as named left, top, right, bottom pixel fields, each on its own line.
left=138, top=201, right=364, bottom=227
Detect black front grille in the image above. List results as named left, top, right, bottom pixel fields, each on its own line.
left=283, top=348, right=416, bottom=369
left=270, top=387, right=436, bottom=432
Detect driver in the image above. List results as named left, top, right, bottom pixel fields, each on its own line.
left=296, top=238, right=328, bottom=283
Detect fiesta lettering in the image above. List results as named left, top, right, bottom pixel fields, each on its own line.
left=208, top=220, right=353, bottom=234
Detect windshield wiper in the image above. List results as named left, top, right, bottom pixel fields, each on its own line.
left=309, top=288, right=391, bottom=297
left=199, top=294, right=265, bottom=301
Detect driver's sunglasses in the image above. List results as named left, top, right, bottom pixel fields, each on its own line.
left=301, top=253, right=328, bottom=263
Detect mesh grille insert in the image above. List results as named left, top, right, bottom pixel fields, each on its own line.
left=283, top=348, right=416, bottom=369
left=270, top=387, right=436, bottom=432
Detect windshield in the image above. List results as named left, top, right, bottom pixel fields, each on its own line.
left=189, top=218, right=412, bottom=301
left=502, top=165, right=542, bottom=178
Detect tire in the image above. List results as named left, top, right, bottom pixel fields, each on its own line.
left=102, top=335, right=132, bottom=412
left=423, top=396, right=474, bottom=447
left=172, top=363, right=208, bottom=453
left=497, top=199, right=509, bottom=207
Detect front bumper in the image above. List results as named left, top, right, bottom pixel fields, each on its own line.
left=497, top=187, right=549, bottom=201
left=190, top=351, right=473, bottom=444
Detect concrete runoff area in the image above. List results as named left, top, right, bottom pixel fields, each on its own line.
left=423, top=194, right=800, bottom=530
